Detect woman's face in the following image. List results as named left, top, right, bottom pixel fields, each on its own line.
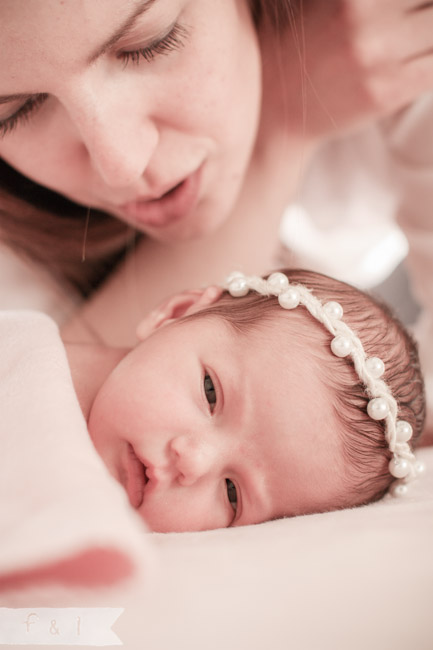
left=0, top=0, right=261, bottom=241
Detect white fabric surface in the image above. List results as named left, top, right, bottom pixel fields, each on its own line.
left=0, top=243, right=79, bottom=324
left=145, top=458, right=433, bottom=650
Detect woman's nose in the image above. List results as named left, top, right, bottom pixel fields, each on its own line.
left=67, top=88, right=159, bottom=189
left=83, top=114, right=159, bottom=189
left=169, top=435, right=217, bottom=487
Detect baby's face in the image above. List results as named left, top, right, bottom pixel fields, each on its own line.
left=88, top=315, right=347, bottom=532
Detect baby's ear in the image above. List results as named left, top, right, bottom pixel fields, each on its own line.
left=136, top=286, right=223, bottom=341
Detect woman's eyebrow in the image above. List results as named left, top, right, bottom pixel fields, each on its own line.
left=0, top=1, right=158, bottom=104
left=87, top=0, right=158, bottom=64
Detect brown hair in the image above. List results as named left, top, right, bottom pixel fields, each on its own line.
left=248, top=0, right=296, bottom=28
left=0, top=158, right=135, bottom=296
left=186, top=268, right=425, bottom=510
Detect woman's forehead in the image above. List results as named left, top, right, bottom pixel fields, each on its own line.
left=0, top=0, right=154, bottom=84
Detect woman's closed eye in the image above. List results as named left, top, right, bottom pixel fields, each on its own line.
left=0, top=94, right=48, bottom=139
left=118, top=23, right=189, bottom=67
left=203, top=373, right=216, bottom=413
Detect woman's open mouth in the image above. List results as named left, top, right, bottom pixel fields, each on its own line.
left=124, top=443, right=148, bottom=509
left=119, top=166, right=202, bottom=229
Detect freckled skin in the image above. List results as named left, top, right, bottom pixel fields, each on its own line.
left=0, top=0, right=261, bottom=242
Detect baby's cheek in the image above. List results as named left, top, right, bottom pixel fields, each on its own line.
left=139, top=486, right=229, bottom=533
left=87, top=398, right=127, bottom=477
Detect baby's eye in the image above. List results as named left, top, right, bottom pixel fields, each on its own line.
left=225, top=479, right=237, bottom=512
left=204, top=373, right=216, bottom=412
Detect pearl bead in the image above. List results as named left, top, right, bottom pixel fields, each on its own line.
left=267, top=272, right=289, bottom=293
left=228, top=277, right=249, bottom=297
left=365, top=357, right=385, bottom=378
left=389, top=457, right=410, bottom=479
left=367, top=397, right=389, bottom=420
left=395, top=420, right=413, bottom=443
left=330, top=335, right=352, bottom=357
left=389, top=481, right=408, bottom=497
left=278, top=289, right=300, bottom=310
left=324, top=301, right=343, bottom=320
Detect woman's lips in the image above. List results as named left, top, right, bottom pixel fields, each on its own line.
left=119, top=166, right=202, bottom=228
left=124, top=444, right=148, bottom=509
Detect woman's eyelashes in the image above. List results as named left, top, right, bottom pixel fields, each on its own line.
left=203, top=373, right=216, bottom=413
left=0, top=94, right=48, bottom=139
left=118, top=23, right=189, bottom=66
left=0, top=23, right=188, bottom=138
left=225, top=479, right=238, bottom=512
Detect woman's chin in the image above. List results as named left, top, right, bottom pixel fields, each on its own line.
left=130, top=201, right=232, bottom=243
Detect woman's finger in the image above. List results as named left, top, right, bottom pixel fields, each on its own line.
left=397, top=8, right=433, bottom=61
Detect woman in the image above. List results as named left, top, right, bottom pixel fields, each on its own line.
left=0, top=0, right=432, bottom=347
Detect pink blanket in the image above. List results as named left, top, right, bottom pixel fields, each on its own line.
left=0, top=310, right=152, bottom=591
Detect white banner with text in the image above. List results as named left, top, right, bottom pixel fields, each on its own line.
left=0, top=608, right=124, bottom=646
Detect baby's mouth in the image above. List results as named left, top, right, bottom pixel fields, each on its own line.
left=125, top=444, right=148, bottom=509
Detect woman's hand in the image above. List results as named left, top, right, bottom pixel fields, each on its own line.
left=266, top=0, right=433, bottom=139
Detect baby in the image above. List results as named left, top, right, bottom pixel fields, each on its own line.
left=66, top=269, right=426, bottom=533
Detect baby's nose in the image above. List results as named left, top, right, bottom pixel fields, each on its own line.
left=170, top=435, right=216, bottom=486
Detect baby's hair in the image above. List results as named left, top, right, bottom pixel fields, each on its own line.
left=185, top=269, right=425, bottom=510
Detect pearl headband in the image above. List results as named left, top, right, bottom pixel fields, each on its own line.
left=224, top=271, right=424, bottom=496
